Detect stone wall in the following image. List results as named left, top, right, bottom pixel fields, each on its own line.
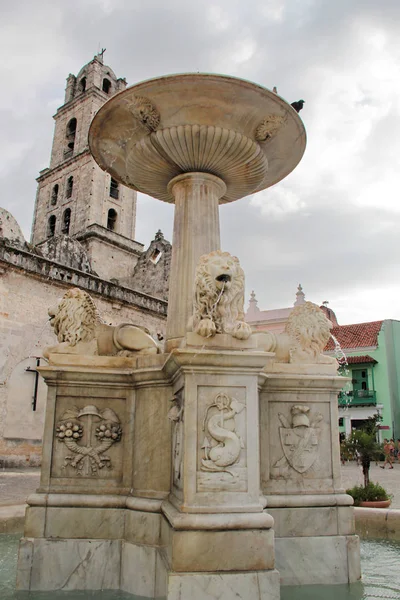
left=0, top=240, right=167, bottom=467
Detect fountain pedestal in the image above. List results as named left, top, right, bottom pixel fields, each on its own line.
left=166, top=173, right=225, bottom=348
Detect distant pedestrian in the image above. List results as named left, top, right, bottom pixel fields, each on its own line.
left=380, top=438, right=394, bottom=469
left=397, top=439, right=400, bottom=463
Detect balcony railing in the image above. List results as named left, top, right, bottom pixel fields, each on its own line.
left=338, top=390, right=377, bottom=407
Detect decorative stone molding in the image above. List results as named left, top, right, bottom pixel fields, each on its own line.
left=255, top=115, right=285, bottom=142
left=124, top=125, right=269, bottom=203
left=55, top=405, right=123, bottom=474
left=190, top=250, right=252, bottom=341
left=129, top=95, right=160, bottom=132
left=168, top=392, right=184, bottom=490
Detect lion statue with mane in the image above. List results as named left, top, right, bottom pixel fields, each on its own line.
left=254, top=301, right=337, bottom=365
left=190, top=250, right=252, bottom=340
left=44, top=288, right=160, bottom=358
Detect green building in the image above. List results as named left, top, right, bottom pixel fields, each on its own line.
left=324, top=319, right=400, bottom=441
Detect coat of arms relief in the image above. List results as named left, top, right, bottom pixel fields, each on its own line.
left=274, top=405, right=323, bottom=475
left=55, top=405, right=123, bottom=476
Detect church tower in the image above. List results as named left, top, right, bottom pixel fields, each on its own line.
left=31, top=52, right=143, bottom=281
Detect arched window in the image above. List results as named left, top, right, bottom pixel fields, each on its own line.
left=102, top=78, right=111, bottom=94
left=109, top=177, right=119, bottom=199
left=107, top=208, right=117, bottom=231
left=47, top=215, right=56, bottom=238
left=51, top=184, right=59, bottom=206
left=66, top=176, right=73, bottom=198
left=79, top=77, right=86, bottom=93
left=62, top=208, right=71, bottom=234
left=65, top=118, right=77, bottom=156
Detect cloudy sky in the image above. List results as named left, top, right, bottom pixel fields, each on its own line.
left=1, top=0, right=400, bottom=325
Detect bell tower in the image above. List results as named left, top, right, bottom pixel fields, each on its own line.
left=31, top=52, right=143, bottom=280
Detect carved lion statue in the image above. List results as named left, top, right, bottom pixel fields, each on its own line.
left=254, top=302, right=337, bottom=365
left=190, top=250, right=252, bottom=340
left=44, top=288, right=160, bottom=358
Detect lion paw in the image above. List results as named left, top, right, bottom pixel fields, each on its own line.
left=195, top=318, right=217, bottom=338
left=232, top=321, right=252, bottom=340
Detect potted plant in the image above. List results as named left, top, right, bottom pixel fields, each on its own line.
left=342, top=415, right=391, bottom=508
left=346, top=481, right=391, bottom=508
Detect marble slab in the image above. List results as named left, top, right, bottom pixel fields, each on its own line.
left=121, top=542, right=157, bottom=597
left=275, top=534, right=360, bottom=585
left=166, top=569, right=280, bottom=600
left=17, top=538, right=121, bottom=590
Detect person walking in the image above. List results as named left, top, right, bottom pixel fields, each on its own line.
left=380, top=438, right=394, bottom=469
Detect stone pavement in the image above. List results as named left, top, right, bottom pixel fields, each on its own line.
left=0, top=462, right=399, bottom=508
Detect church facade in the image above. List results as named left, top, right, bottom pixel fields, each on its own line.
left=0, top=54, right=171, bottom=467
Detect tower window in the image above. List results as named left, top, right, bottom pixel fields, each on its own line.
left=51, top=184, right=59, bottom=206
left=102, top=78, right=111, bottom=94
left=66, top=176, right=73, bottom=198
left=47, top=215, right=56, bottom=238
left=65, top=118, right=77, bottom=156
left=109, top=178, right=119, bottom=199
left=79, top=77, right=86, bottom=93
left=62, top=208, right=71, bottom=234
left=107, top=208, right=117, bottom=231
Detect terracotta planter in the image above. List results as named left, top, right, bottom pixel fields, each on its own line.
left=359, top=500, right=391, bottom=508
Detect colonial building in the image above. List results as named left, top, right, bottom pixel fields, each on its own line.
left=0, top=53, right=171, bottom=467
left=325, top=320, right=400, bottom=442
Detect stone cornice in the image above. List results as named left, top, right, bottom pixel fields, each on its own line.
left=36, top=149, right=92, bottom=182
left=74, top=224, right=143, bottom=255
left=54, top=88, right=109, bottom=119
left=0, top=241, right=167, bottom=318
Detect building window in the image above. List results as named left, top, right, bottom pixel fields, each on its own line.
left=79, top=77, right=86, bottom=93
left=149, top=248, right=162, bottom=265
left=65, top=118, right=77, bottom=157
left=62, top=208, right=71, bottom=234
left=66, top=176, right=73, bottom=198
left=107, top=208, right=117, bottom=231
left=47, top=215, right=56, bottom=237
left=338, top=418, right=344, bottom=427
left=51, top=184, right=59, bottom=206
left=109, top=177, right=119, bottom=199
left=102, top=78, right=111, bottom=94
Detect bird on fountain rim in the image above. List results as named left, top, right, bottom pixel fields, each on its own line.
left=291, top=99, right=305, bottom=113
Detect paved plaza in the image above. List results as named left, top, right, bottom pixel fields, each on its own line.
left=1, top=462, right=399, bottom=508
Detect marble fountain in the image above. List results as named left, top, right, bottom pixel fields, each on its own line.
left=15, top=74, right=361, bottom=599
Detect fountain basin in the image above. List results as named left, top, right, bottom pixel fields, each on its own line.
left=88, top=73, right=306, bottom=203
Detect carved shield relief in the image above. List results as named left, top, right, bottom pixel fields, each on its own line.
left=279, top=426, right=319, bottom=473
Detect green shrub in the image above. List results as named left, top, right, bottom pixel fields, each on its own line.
left=346, top=481, right=390, bottom=505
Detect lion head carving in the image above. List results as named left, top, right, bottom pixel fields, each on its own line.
left=191, top=250, right=252, bottom=340
left=44, top=288, right=160, bottom=358
left=49, top=288, right=102, bottom=346
left=285, top=301, right=335, bottom=364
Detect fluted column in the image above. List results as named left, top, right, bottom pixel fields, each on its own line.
left=166, top=172, right=226, bottom=347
